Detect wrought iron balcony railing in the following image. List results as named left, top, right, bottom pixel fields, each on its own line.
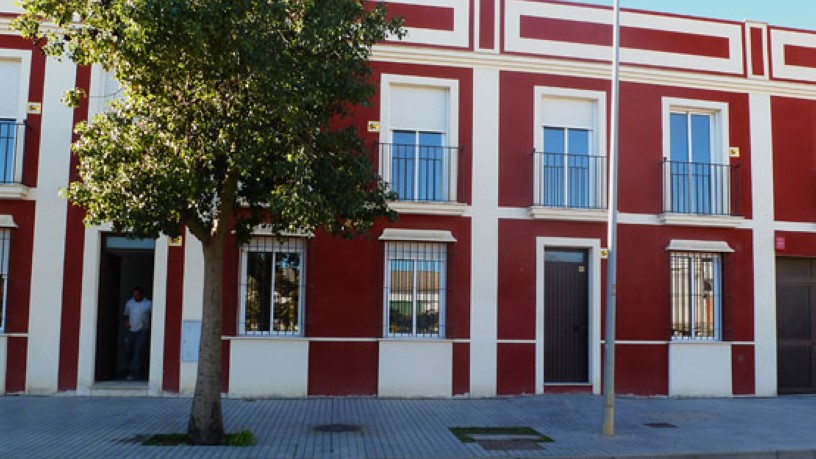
left=379, top=143, right=466, bottom=204
left=663, top=159, right=740, bottom=217
left=0, top=120, right=25, bottom=185
left=533, top=151, right=608, bottom=209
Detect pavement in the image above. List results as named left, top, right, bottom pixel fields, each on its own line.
left=1, top=394, right=816, bottom=458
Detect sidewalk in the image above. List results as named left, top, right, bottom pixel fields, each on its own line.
left=1, top=394, right=815, bottom=458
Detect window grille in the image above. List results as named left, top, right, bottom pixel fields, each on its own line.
left=383, top=241, right=447, bottom=338
left=670, top=251, right=722, bottom=341
left=239, top=237, right=306, bottom=336
left=0, top=229, right=9, bottom=332
left=0, top=120, right=23, bottom=184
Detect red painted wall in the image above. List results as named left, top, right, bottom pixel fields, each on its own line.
left=57, top=65, right=92, bottom=392
left=497, top=343, right=535, bottom=395
left=1, top=201, right=35, bottom=393
left=162, top=239, right=185, bottom=393
left=308, top=341, right=379, bottom=396
left=452, top=342, right=470, bottom=395
left=732, top=344, right=755, bottom=395
left=772, top=97, right=816, bottom=223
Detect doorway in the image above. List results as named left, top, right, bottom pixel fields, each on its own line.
left=776, top=257, right=816, bottom=394
left=544, top=248, right=589, bottom=383
left=95, top=235, right=155, bottom=382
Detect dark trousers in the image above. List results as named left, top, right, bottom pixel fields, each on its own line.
left=126, top=329, right=150, bottom=377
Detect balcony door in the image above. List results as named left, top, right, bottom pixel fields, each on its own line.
left=668, top=111, right=728, bottom=215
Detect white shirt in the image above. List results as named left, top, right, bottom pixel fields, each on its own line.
left=124, top=298, right=152, bottom=332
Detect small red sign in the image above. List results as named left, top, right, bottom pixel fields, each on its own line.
left=776, top=236, right=786, bottom=251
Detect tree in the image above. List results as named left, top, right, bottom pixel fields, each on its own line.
left=14, top=0, right=402, bottom=445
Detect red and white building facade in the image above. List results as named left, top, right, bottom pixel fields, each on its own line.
left=2, top=0, right=816, bottom=398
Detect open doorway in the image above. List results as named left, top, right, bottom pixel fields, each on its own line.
left=95, top=235, right=155, bottom=383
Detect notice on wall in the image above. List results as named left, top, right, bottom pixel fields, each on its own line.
left=181, top=320, right=201, bottom=362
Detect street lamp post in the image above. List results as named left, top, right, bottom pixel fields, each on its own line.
left=602, top=0, right=622, bottom=438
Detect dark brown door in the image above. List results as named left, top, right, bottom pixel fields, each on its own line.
left=544, top=249, right=589, bottom=383
left=777, top=257, right=816, bottom=394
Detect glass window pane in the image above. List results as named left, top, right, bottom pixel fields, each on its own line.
left=670, top=113, right=689, bottom=162
left=391, top=131, right=416, bottom=200
left=671, top=255, right=691, bottom=339
left=273, top=252, right=301, bottom=333
left=567, top=129, right=590, bottom=156
left=245, top=252, right=273, bottom=332
left=543, top=127, right=566, bottom=154
left=0, top=120, right=15, bottom=183
left=690, top=114, right=712, bottom=164
left=417, top=132, right=445, bottom=202
left=389, top=259, right=414, bottom=335
left=416, top=261, right=441, bottom=336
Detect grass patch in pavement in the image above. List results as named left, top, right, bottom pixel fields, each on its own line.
left=143, top=430, right=256, bottom=447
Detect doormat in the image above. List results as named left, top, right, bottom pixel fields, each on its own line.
left=449, top=427, right=553, bottom=451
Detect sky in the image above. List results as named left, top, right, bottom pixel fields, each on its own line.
left=561, top=0, right=816, bottom=30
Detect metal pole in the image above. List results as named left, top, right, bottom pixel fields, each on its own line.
left=602, top=0, right=622, bottom=438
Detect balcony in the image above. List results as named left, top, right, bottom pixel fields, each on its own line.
left=379, top=143, right=467, bottom=216
left=531, top=151, right=608, bottom=221
left=661, top=159, right=742, bottom=227
left=0, top=120, right=25, bottom=196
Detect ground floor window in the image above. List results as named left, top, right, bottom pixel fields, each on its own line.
left=670, top=251, right=722, bottom=341
left=384, top=241, right=446, bottom=338
left=239, top=237, right=306, bottom=336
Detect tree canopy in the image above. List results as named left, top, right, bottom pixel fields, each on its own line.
left=15, top=0, right=402, bottom=244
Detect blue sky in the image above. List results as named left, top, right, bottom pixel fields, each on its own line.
left=561, top=1, right=815, bottom=30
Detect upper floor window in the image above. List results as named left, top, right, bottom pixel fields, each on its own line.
left=0, top=59, right=26, bottom=185
left=533, top=88, right=607, bottom=210
left=380, top=75, right=461, bottom=204
left=663, top=99, right=733, bottom=216
left=239, top=237, right=305, bottom=336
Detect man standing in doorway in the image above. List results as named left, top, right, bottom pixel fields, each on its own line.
left=123, top=286, right=152, bottom=381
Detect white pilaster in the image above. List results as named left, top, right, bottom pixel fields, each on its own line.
left=469, top=67, right=500, bottom=397
left=148, top=237, right=168, bottom=395
left=179, top=229, right=204, bottom=394
left=25, top=58, right=76, bottom=394
left=750, top=92, right=777, bottom=397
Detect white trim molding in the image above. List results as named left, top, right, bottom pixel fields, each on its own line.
left=0, top=215, right=17, bottom=229
left=529, top=207, right=608, bottom=222
left=535, top=237, right=602, bottom=396
left=771, top=28, right=816, bottom=83
left=380, top=0, right=470, bottom=49
left=658, top=213, right=745, bottom=228
left=666, top=239, right=734, bottom=253
left=379, top=228, right=457, bottom=243
left=389, top=201, right=468, bottom=216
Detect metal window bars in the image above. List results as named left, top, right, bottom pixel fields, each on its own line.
left=670, top=251, right=723, bottom=341
left=239, top=237, right=306, bottom=336
left=664, top=159, right=739, bottom=216
left=0, top=229, right=10, bottom=332
left=0, top=120, right=24, bottom=185
left=383, top=241, right=447, bottom=339
left=379, top=143, right=466, bottom=204
left=533, top=151, right=608, bottom=209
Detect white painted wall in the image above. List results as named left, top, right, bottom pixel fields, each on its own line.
left=669, top=343, right=732, bottom=397
left=147, top=237, right=168, bottom=395
left=750, top=92, right=777, bottom=397
left=229, top=339, right=309, bottom=398
left=0, top=335, right=6, bottom=394
left=378, top=340, right=453, bottom=398
left=25, top=57, right=76, bottom=394
left=469, top=67, right=500, bottom=397
left=180, top=229, right=204, bottom=394
left=76, top=226, right=105, bottom=393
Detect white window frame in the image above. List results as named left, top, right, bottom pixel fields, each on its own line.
left=669, top=251, right=723, bottom=342
left=0, top=50, right=33, bottom=185
left=380, top=74, right=459, bottom=202
left=533, top=87, right=607, bottom=209
left=382, top=240, right=448, bottom=339
left=238, top=237, right=306, bottom=336
left=661, top=98, right=731, bottom=215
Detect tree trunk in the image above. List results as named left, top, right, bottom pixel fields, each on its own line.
left=187, top=236, right=226, bottom=445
